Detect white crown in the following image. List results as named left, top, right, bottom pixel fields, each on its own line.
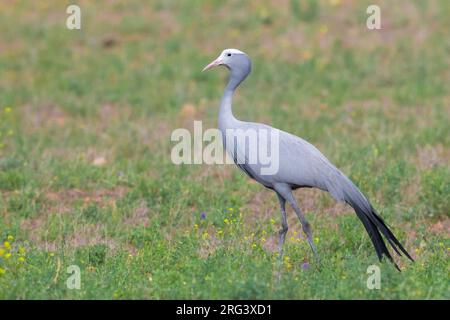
left=222, top=48, right=246, bottom=55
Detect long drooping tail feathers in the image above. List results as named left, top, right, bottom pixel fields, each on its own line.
left=339, top=176, right=414, bottom=271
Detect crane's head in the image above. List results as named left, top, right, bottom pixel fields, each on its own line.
left=202, top=49, right=252, bottom=85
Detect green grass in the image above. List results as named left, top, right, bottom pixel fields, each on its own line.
left=0, top=0, right=449, bottom=299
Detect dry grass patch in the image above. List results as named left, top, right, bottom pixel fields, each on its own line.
left=428, top=219, right=450, bottom=236
left=123, top=201, right=151, bottom=228
left=415, top=144, right=450, bottom=171
left=18, top=187, right=129, bottom=251
left=24, top=222, right=117, bottom=252
left=22, top=103, right=69, bottom=130
left=44, top=186, right=129, bottom=209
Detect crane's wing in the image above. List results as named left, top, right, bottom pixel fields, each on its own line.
left=276, top=129, right=349, bottom=199
left=223, top=121, right=351, bottom=195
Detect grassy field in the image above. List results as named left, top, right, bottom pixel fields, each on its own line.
left=0, top=0, right=449, bottom=299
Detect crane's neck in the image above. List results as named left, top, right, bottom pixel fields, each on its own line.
left=218, top=71, right=247, bottom=130
left=218, top=88, right=235, bottom=129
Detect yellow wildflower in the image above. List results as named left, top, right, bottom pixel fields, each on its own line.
left=329, top=0, right=341, bottom=6
left=5, top=253, right=12, bottom=259
left=19, top=247, right=26, bottom=254
left=0, top=268, right=5, bottom=275
left=3, top=241, right=11, bottom=249
left=0, top=248, right=5, bottom=256
left=6, top=235, right=14, bottom=241
left=283, top=256, right=292, bottom=269
left=4, top=107, right=12, bottom=114
left=302, top=50, right=312, bottom=60
left=18, top=257, right=25, bottom=263
left=270, top=219, right=276, bottom=225
left=224, top=218, right=230, bottom=224
left=319, top=25, right=328, bottom=35
left=314, top=237, right=320, bottom=244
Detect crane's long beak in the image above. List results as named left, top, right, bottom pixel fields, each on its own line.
left=202, top=58, right=222, bottom=72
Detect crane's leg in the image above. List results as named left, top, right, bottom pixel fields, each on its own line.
left=276, top=192, right=288, bottom=257
left=274, top=184, right=318, bottom=257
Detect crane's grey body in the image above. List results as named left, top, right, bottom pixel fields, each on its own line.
left=203, top=49, right=413, bottom=269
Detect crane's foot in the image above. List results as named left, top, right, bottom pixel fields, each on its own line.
left=307, top=237, right=322, bottom=265
left=274, top=254, right=284, bottom=283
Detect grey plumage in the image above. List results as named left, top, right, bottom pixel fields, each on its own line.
left=203, top=49, right=413, bottom=270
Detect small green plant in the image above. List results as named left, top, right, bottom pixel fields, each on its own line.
left=88, top=244, right=108, bottom=267
left=420, top=166, right=450, bottom=219
left=0, top=106, right=13, bottom=151
left=290, top=0, right=319, bottom=22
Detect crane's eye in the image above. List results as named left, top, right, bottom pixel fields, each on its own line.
left=227, top=53, right=232, bottom=57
